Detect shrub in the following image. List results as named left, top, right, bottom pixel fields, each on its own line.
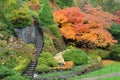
left=14, top=58, right=30, bottom=73
left=0, top=8, right=13, bottom=36
left=36, top=64, right=50, bottom=73
left=57, top=0, right=73, bottom=8
left=88, top=54, right=102, bottom=64
left=0, top=66, right=30, bottom=80
left=108, top=24, right=120, bottom=36
left=4, top=75, right=30, bottom=80
left=42, top=28, right=58, bottom=55
left=43, top=26, right=66, bottom=54
left=107, top=44, right=120, bottom=61
left=48, top=24, right=61, bottom=38
left=5, top=0, right=18, bottom=13
left=53, top=38, right=66, bottom=52
left=30, top=10, right=39, bottom=20
left=47, top=24, right=66, bottom=51
left=36, top=52, right=58, bottom=73
left=38, top=52, right=58, bottom=67
left=63, top=48, right=88, bottom=65
left=0, top=21, right=7, bottom=30
left=107, top=44, right=120, bottom=51
left=0, top=31, right=10, bottom=40
left=0, top=40, right=7, bottom=47
left=85, top=49, right=109, bottom=59
left=0, top=66, right=15, bottom=79
left=0, top=40, right=35, bottom=72
left=9, top=4, right=32, bottom=28
left=8, top=40, right=36, bottom=61
left=108, top=24, right=120, bottom=43
left=22, top=44, right=36, bottom=61
left=0, top=49, right=19, bottom=68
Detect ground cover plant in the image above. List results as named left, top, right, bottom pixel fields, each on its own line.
left=0, top=39, right=36, bottom=74
left=0, top=66, right=31, bottom=80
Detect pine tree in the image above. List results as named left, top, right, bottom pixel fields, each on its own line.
left=39, top=0, right=55, bottom=27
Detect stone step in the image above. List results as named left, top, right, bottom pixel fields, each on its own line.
left=25, top=70, right=33, bottom=74
left=28, top=65, right=36, bottom=67
left=36, top=45, right=43, bottom=47
left=23, top=73, right=33, bottom=76
left=25, top=68, right=34, bottom=71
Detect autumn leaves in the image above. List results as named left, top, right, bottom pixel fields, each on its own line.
left=53, top=5, right=117, bottom=48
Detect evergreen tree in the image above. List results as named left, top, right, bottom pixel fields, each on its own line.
left=39, top=0, right=55, bottom=27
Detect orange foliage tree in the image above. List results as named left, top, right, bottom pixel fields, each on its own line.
left=53, top=5, right=117, bottom=48
left=83, top=4, right=117, bottom=29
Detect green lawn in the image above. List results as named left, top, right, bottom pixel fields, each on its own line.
left=70, top=61, right=120, bottom=80
left=99, top=76, right=120, bottom=80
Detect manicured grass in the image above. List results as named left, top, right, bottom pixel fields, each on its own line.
left=99, top=76, right=120, bottom=80
left=70, top=61, right=120, bottom=80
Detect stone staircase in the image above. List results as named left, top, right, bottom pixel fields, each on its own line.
left=23, top=62, right=35, bottom=77
left=23, top=23, right=44, bottom=78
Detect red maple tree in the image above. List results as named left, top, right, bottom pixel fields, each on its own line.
left=53, top=5, right=117, bottom=48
